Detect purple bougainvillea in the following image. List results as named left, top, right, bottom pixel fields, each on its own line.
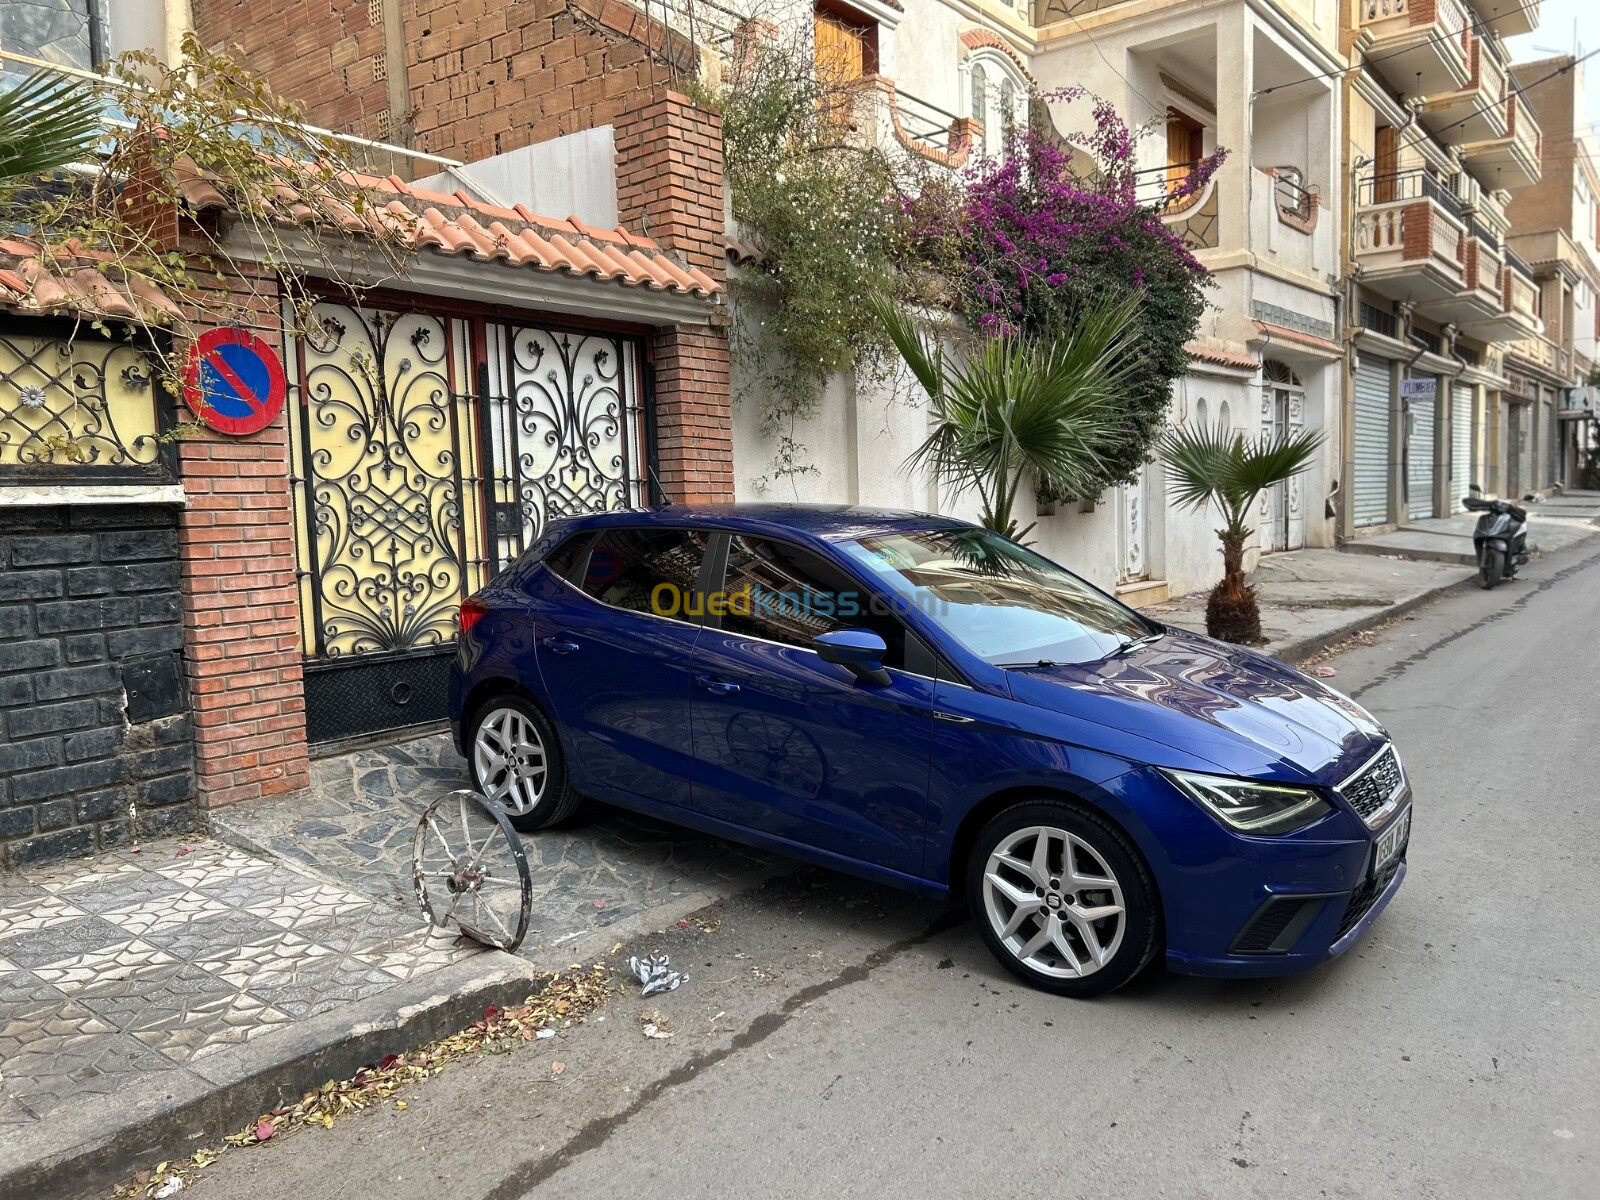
left=904, top=90, right=1228, bottom=491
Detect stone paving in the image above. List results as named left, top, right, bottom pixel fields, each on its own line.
left=0, top=839, right=481, bottom=1127
left=211, top=733, right=774, bottom=962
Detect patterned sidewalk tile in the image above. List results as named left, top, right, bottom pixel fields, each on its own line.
left=0, top=839, right=483, bottom=1124
left=214, top=732, right=774, bottom=950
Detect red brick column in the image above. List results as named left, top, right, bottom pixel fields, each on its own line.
left=175, top=270, right=311, bottom=809
left=616, top=89, right=734, bottom=504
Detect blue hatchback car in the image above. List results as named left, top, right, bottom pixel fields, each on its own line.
left=450, top=505, right=1411, bottom=997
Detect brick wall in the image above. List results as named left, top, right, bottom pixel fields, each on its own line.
left=192, top=0, right=393, bottom=141
left=403, top=0, right=698, bottom=163
left=197, top=0, right=699, bottom=167
left=615, top=89, right=725, bottom=277
left=0, top=506, right=196, bottom=869
left=172, top=265, right=311, bottom=811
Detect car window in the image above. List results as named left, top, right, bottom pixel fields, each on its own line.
left=542, top=533, right=592, bottom=581
left=579, top=528, right=711, bottom=618
left=837, top=526, right=1151, bottom=667
left=718, top=535, right=911, bottom=670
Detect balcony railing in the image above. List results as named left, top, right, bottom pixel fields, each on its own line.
left=1354, top=176, right=1467, bottom=303
left=1510, top=93, right=1540, bottom=166
left=1357, top=169, right=1465, bottom=220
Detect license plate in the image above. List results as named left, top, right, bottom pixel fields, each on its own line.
left=1373, top=806, right=1411, bottom=877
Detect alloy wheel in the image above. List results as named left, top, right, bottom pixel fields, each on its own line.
left=472, top=706, right=549, bottom=816
left=981, top=825, right=1126, bottom=979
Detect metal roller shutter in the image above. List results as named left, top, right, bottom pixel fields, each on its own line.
left=1450, top=383, right=1472, bottom=513
left=1517, top=404, right=1535, bottom=497
left=1407, top=384, right=1435, bottom=520
left=1353, top=359, right=1389, bottom=527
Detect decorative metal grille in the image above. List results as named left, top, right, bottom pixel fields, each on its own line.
left=481, top=321, right=644, bottom=574
left=0, top=321, right=172, bottom=482
left=285, top=294, right=646, bottom=742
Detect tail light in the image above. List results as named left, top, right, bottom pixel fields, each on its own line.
left=457, top=598, right=489, bottom=635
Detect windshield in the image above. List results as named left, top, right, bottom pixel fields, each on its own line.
left=838, top=527, right=1155, bottom=667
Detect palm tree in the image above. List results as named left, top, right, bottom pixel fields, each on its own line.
left=1160, top=421, right=1325, bottom=644
left=872, top=293, right=1143, bottom=540
left=0, top=69, right=102, bottom=181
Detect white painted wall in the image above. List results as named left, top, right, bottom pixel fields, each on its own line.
left=412, top=127, right=619, bottom=228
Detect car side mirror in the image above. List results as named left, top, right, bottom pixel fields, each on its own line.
left=813, top=628, right=891, bottom=686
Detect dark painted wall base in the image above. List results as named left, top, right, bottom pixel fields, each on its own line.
left=0, top=504, right=197, bottom=870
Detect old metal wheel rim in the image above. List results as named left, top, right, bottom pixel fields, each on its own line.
left=981, top=824, right=1127, bottom=980
left=411, top=790, right=531, bottom=951
left=473, top=706, right=548, bottom=816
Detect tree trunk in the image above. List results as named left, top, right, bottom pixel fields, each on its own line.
left=1206, top=528, right=1261, bottom=644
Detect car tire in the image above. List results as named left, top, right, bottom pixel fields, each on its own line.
left=466, top=693, right=585, bottom=832
left=965, top=800, right=1161, bottom=998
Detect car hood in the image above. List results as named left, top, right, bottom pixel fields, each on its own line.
left=1003, top=629, right=1387, bottom=784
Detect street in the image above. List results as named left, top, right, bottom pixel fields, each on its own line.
left=175, top=539, right=1600, bottom=1200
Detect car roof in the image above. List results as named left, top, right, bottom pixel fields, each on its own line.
left=552, top=503, right=974, bottom=542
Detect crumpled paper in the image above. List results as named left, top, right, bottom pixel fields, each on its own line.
left=628, top=952, right=686, bottom=996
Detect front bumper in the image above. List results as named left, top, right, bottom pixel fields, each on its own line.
left=1105, top=767, right=1411, bottom=979
left=1165, top=857, right=1407, bottom=977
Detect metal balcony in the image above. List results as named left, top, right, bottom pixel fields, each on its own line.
left=1353, top=171, right=1468, bottom=303
left=1462, top=92, right=1541, bottom=189
left=1357, top=0, right=1473, bottom=99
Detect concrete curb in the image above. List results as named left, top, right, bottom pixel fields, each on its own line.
left=0, top=953, right=544, bottom=1200
left=1265, top=570, right=1480, bottom=665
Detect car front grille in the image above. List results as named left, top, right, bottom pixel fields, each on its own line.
left=1335, top=858, right=1402, bottom=942
left=1337, top=744, right=1406, bottom=827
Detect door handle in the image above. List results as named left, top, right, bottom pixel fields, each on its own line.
left=541, top=636, right=580, bottom=655
left=696, top=675, right=740, bottom=696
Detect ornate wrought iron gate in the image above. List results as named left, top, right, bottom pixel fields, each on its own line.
left=286, top=297, right=647, bottom=744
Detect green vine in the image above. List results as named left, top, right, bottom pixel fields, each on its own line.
left=685, top=30, right=918, bottom=481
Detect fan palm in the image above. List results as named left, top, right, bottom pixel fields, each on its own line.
left=0, top=69, right=102, bottom=181
left=1160, top=421, right=1325, bottom=643
left=871, top=293, right=1143, bottom=540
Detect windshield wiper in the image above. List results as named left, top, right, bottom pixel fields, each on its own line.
left=1111, top=630, right=1165, bottom=658
left=994, top=659, right=1059, bottom=670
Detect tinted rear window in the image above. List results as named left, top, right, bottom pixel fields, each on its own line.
left=580, top=528, right=711, bottom=616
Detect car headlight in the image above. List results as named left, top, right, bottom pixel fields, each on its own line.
left=1163, top=769, right=1333, bottom=835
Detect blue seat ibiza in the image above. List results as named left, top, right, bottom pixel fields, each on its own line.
left=450, top=505, right=1411, bottom=997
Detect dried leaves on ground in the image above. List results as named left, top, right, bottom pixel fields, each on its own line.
left=112, top=965, right=613, bottom=1199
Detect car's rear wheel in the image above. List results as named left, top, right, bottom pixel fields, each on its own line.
left=966, top=801, right=1160, bottom=998
left=467, top=694, right=585, bottom=832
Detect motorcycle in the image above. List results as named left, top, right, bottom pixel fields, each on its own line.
left=1461, top=485, right=1528, bottom=590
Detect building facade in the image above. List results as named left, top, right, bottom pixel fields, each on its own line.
left=1505, top=56, right=1600, bottom=486
left=0, top=1, right=735, bottom=864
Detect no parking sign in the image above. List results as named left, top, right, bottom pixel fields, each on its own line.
left=183, top=328, right=287, bottom=436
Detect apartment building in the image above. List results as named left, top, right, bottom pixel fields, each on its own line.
left=1341, top=0, right=1546, bottom=522
left=1505, top=55, right=1600, bottom=486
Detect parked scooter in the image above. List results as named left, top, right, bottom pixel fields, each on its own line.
left=1461, top=484, right=1528, bottom=589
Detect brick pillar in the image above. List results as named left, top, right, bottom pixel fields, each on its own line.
left=615, top=88, right=735, bottom=504
left=175, top=269, right=311, bottom=810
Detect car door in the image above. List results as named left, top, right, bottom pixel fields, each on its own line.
left=688, top=533, right=937, bottom=877
left=535, top=525, right=712, bottom=808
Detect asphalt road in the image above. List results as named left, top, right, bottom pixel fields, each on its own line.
left=185, top=539, right=1600, bottom=1200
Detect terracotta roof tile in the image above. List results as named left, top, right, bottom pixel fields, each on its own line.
left=0, top=239, right=184, bottom=325
left=1185, top=339, right=1258, bottom=372
left=174, top=157, right=720, bottom=302
left=1252, top=320, right=1343, bottom=357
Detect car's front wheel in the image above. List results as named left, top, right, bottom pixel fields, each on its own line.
left=966, top=801, right=1160, bottom=998
left=467, top=694, right=585, bottom=832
